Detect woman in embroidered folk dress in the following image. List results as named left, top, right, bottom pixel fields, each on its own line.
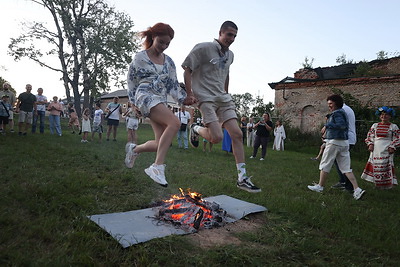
left=272, top=120, right=286, bottom=151
left=361, top=106, right=400, bottom=189
left=125, top=23, right=195, bottom=187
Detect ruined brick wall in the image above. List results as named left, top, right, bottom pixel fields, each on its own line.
left=274, top=76, right=400, bottom=133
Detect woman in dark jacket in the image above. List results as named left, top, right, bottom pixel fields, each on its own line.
left=307, top=94, right=365, bottom=200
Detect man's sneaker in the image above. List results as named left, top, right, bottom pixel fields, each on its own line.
left=307, top=183, right=324, bottom=193
left=249, top=156, right=255, bottom=159
left=125, top=143, right=139, bottom=168
left=260, top=158, right=265, bottom=161
left=125, top=142, right=132, bottom=153
left=331, top=182, right=346, bottom=189
left=237, top=176, right=261, bottom=193
left=145, top=164, right=168, bottom=187
left=189, top=124, right=199, bottom=148
left=353, top=188, right=365, bottom=200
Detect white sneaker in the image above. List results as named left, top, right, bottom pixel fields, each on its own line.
left=250, top=156, right=255, bottom=159
left=145, top=164, right=168, bottom=187
left=125, top=143, right=139, bottom=168
left=260, top=158, right=265, bottom=161
left=307, top=184, right=324, bottom=193
left=125, top=142, right=133, bottom=153
left=353, top=188, right=365, bottom=200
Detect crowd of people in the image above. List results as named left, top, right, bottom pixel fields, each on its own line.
left=123, top=20, right=399, bottom=197
left=1, top=20, right=398, bottom=198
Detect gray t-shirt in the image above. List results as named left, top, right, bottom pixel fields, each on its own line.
left=182, top=40, right=234, bottom=103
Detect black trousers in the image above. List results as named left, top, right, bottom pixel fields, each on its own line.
left=252, top=135, right=269, bottom=158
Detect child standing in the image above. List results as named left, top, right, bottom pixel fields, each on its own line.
left=124, top=102, right=140, bottom=168
left=68, top=102, right=81, bottom=134
left=124, top=102, right=139, bottom=144
left=91, top=103, right=104, bottom=142
left=311, top=114, right=329, bottom=161
left=0, top=95, right=12, bottom=135
left=81, top=108, right=91, bottom=143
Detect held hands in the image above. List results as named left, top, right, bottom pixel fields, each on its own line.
left=183, top=94, right=198, bottom=106
left=388, top=147, right=395, bottom=154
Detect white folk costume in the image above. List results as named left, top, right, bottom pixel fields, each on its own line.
left=273, top=125, right=286, bottom=151
left=361, top=122, right=400, bottom=189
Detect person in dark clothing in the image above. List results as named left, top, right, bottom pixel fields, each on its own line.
left=250, top=113, right=273, bottom=161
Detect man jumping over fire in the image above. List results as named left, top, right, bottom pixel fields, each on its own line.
left=182, top=21, right=261, bottom=193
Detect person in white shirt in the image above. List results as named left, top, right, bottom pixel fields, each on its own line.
left=175, top=106, right=191, bottom=149
left=331, top=103, right=357, bottom=192
left=92, top=103, right=104, bottom=142
left=272, top=120, right=286, bottom=151
left=246, top=117, right=255, bottom=147
left=105, top=97, right=122, bottom=141
left=32, top=88, right=48, bottom=134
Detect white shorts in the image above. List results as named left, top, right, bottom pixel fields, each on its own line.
left=319, top=143, right=351, bottom=173
left=126, top=117, right=139, bottom=130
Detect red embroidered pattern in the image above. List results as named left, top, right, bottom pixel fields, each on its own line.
left=375, top=122, right=390, bottom=138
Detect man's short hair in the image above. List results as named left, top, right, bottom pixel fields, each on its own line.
left=220, top=21, right=238, bottom=31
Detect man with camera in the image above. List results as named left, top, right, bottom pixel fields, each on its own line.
left=175, top=106, right=191, bottom=149
left=250, top=113, right=273, bottom=161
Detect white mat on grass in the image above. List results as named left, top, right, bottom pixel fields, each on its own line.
left=88, top=195, right=267, bottom=248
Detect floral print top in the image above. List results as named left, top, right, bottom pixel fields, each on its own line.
left=127, top=51, right=186, bottom=117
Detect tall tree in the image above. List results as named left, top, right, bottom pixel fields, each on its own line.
left=251, top=95, right=274, bottom=118
left=8, top=0, right=138, bottom=115
left=231, top=92, right=255, bottom=117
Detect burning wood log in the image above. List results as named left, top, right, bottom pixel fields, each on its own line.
left=155, top=189, right=229, bottom=231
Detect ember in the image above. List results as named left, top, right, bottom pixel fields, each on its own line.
left=155, top=189, right=228, bottom=231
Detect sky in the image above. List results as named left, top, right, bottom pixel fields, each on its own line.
left=1, top=0, right=400, bottom=104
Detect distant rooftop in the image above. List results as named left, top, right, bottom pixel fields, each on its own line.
left=100, top=89, right=127, bottom=99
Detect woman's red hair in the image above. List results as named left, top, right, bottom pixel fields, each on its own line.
left=139, top=23, right=175, bottom=49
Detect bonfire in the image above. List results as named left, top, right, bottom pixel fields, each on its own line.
left=155, top=189, right=228, bottom=231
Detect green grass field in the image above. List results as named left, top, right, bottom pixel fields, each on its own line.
left=1, top=119, right=399, bottom=266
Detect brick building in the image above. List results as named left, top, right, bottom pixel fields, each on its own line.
left=269, top=57, right=400, bottom=133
